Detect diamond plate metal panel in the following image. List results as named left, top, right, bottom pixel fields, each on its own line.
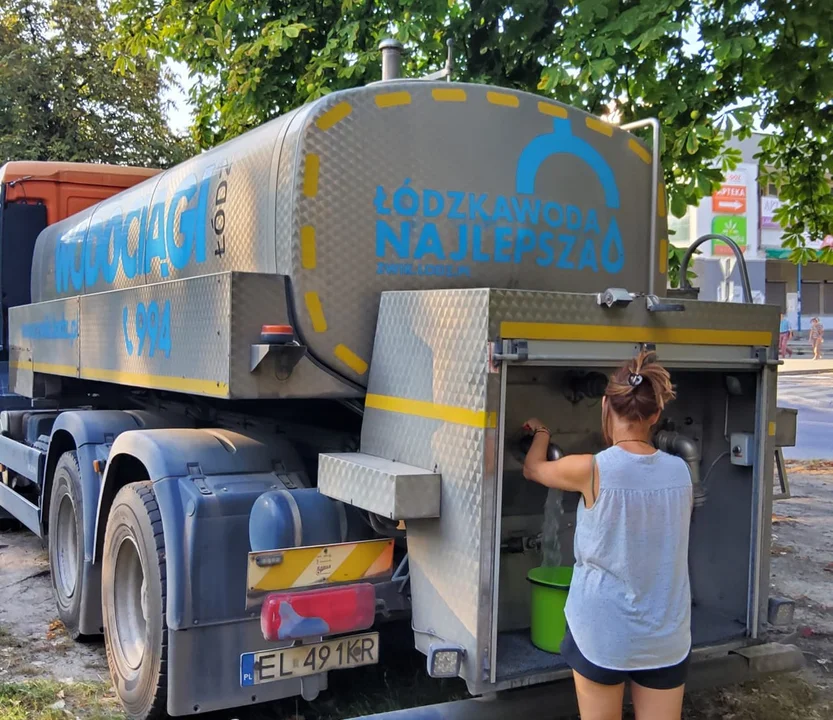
left=487, top=289, right=779, bottom=348
left=369, top=289, right=491, bottom=407
left=227, top=273, right=356, bottom=399
left=8, top=297, right=80, bottom=394
left=359, top=288, right=499, bottom=686
left=79, top=275, right=231, bottom=397
left=364, top=414, right=489, bottom=677
left=318, top=452, right=441, bottom=519
left=291, top=81, right=656, bottom=386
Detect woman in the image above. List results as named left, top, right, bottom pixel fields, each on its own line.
left=779, top=313, right=792, bottom=358
left=523, top=351, right=692, bottom=720
left=810, top=317, right=824, bottom=360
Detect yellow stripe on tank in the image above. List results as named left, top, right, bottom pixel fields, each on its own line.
left=538, top=102, right=568, bottom=118
left=585, top=117, right=614, bottom=137
left=303, top=154, right=319, bottom=198
left=365, top=393, right=497, bottom=429
left=375, top=91, right=412, bottom=108
left=316, top=102, right=352, bottom=131
left=13, top=360, right=229, bottom=397
left=500, top=322, right=772, bottom=348
left=432, top=88, right=467, bottom=103
left=487, top=91, right=519, bottom=108
left=334, top=344, right=368, bottom=375
left=659, top=238, right=668, bottom=275
left=629, top=138, right=652, bottom=164
left=304, top=292, right=328, bottom=332
left=80, top=368, right=229, bottom=397
left=301, top=226, right=317, bottom=269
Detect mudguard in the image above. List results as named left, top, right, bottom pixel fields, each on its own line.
left=96, top=428, right=309, bottom=627
left=42, top=409, right=188, bottom=635
left=97, top=427, right=321, bottom=715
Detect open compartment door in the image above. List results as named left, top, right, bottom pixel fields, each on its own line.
left=485, top=291, right=779, bottom=692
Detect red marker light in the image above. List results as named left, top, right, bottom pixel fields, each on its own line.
left=260, top=583, right=376, bottom=641
left=260, top=325, right=295, bottom=344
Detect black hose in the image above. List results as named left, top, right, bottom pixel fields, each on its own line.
left=680, top=234, right=753, bottom=304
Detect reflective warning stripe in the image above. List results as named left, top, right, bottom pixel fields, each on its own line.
left=247, top=538, right=395, bottom=593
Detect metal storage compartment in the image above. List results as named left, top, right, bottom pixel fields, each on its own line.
left=319, top=287, right=779, bottom=694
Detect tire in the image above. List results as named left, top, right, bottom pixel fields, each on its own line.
left=48, top=451, right=88, bottom=640
left=102, top=482, right=167, bottom=720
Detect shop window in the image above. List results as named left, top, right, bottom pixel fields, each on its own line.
left=824, top=282, right=833, bottom=315
left=765, top=281, right=786, bottom=313
left=801, top=282, right=821, bottom=316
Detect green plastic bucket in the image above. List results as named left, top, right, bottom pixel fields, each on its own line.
left=527, top=566, right=573, bottom=653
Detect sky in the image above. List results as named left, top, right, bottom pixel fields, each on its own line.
left=161, top=61, right=195, bottom=135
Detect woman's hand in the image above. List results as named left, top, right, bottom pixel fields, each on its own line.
left=523, top=417, right=548, bottom=434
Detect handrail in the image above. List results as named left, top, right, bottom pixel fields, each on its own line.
left=681, top=233, right=753, bottom=304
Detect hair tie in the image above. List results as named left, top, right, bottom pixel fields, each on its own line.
left=628, top=373, right=643, bottom=387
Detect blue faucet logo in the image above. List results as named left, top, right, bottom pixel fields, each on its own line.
left=516, top=117, right=620, bottom=211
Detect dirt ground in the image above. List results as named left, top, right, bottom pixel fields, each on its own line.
left=0, top=465, right=831, bottom=719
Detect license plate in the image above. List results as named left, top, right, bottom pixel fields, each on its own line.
left=240, top=632, right=379, bottom=686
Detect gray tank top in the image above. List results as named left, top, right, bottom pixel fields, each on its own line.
left=564, top=446, right=693, bottom=670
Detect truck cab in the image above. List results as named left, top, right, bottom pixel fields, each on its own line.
left=0, top=162, right=158, bottom=405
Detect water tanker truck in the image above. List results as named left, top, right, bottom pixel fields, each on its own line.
left=0, top=41, right=802, bottom=719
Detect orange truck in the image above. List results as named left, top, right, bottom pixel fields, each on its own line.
left=0, top=162, right=158, bottom=362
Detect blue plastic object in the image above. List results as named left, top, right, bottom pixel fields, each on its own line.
left=249, top=487, right=364, bottom=551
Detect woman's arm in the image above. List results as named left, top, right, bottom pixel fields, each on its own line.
left=521, top=418, right=594, bottom=496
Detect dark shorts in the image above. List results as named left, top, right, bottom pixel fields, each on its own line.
left=560, top=624, right=690, bottom=690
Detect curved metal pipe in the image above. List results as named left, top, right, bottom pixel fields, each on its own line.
left=654, top=430, right=705, bottom=507
left=681, top=234, right=753, bottom=304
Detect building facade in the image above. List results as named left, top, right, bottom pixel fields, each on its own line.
left=670, top=133, right=833, bottom=332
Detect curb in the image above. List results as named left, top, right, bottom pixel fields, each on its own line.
left=778, top=367, right=833, bottom=376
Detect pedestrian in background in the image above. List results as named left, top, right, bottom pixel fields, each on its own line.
left=779, top=313, right=792, bottom=358
left=810, top=317, right=824, bottom=360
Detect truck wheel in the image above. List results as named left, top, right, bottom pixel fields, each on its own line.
left=102, top=482, right=167, bottom=720
left=48, top=451, right=87, bottom=640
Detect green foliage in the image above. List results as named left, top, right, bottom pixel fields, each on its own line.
left=667, top=244, right=699, bottom=289
left=107, top=0, right=833, bottom=264
left=0, top=680, right=123, bottom=720
left=0, top=0, right=192, bottom=167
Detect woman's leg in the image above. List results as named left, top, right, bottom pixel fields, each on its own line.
left=630, top=682, right=685, bottom=720
left=572, top=670, right=625, bottom=720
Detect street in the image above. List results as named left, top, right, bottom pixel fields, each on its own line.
left=778, top=374, right=833, bottom=460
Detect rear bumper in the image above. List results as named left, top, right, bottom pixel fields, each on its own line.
left=345, top=642, right=805, bottom=720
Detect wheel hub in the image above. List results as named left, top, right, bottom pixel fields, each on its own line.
left=113, top=537, right=147, bottom=671
left=55, top=495, right=78, bottom=600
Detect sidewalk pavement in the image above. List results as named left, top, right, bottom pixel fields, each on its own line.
left=779, top=357, right=833, bottom=375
